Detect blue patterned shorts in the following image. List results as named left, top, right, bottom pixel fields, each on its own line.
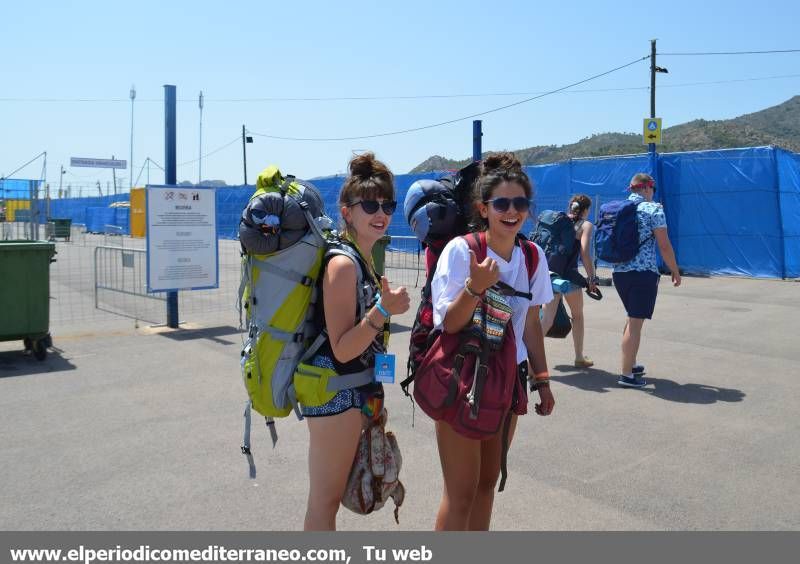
left=300, top=354, right=365, bottom=418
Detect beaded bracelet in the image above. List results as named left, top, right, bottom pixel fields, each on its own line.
left=529, top=379, right=550, bottom=391
left=365, top=316, right=383, bottom=332
left=464, top=277, right=483, bottom=299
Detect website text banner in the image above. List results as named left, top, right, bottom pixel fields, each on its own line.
left=2, top=532, right=797, bottom=564
left=146, top=186, right=218, bottom=292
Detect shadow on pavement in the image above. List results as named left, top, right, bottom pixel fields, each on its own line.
left=389, top=322, right=410, bottom=334
left=552, top=364, right=745, bottom=405
left=0, top=348, right=77, bottom=379
left=159, top=325, right=241, bottom=345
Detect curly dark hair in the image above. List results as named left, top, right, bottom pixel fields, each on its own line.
left=338, top=152, right=394, bottom=207
left=470, top=152, right=533, bottom=231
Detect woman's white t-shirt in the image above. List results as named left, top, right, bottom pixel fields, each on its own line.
left=431, top=237, right=554, bottom=363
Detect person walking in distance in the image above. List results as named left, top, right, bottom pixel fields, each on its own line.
left=613, top=173, right=681, bottom=388
left=539, top=194, right=598, bottom=367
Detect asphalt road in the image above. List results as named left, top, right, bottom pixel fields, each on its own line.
left=1, top=274, right=798, bottom=530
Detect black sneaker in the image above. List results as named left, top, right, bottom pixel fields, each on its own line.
left=618, top=374, right=648, bottom=388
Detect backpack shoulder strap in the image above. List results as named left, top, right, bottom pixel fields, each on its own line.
left=464, top=231, right=487, bottom=263
left=517, top=235, right=539, bottom=282
left=466, top=231, right=538, bottom=282
left=325, top=243, right=365, bottom=284
left=324, top=241, right=370, bottom=316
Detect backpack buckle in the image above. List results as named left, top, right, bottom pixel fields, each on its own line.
left=301, top=275, right=313, bottom=286
left=293, top=333, right=305, bottom=343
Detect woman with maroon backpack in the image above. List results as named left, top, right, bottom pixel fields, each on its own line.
left=413, top=152, right=555, bottom=530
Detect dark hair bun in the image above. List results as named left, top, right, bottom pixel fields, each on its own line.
left=482, top=152, right=522, bottom=175
left=349, top=152, right=391, bottom=180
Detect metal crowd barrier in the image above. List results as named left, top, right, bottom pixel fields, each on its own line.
left=94, top=245, right=165, bottom=313
left=103, top=224, right=125, bottom=247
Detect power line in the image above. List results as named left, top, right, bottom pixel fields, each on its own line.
left=661, top=73, right=800, bottom=88
left=0, top=87, right=653, bottom=103
left=1, top=151, right=46, bottom=179
left=177, top=136, right=239, bottom=167
left=65, top=170, right=99, bottom=179
left=659, top=48, right=800, bottom=56
left=1, top=69, right=798, bottom=105
left=246, top=55, right=650, bottom=142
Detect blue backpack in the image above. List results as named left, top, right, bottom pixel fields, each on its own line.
left=595, top=199, right=649, bottom=263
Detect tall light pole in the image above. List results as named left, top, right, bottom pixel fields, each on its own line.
left=198, top=90, right=204, bottom=184
left=648, top=39, right=668, bottom=167
left=129, top=84, right=136, bottom=191
left=242, top=125, right=253, bottom=185
left=58, top=165, right=65, bottom=198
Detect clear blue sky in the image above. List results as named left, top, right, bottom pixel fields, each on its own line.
left=2, top=0, right=799, bottom=190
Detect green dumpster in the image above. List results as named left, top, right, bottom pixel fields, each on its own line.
left=50, top=218, right=72, bottom=241
left=0, top=241, right=56, bottom=360
left=371, top=235, right=391, bottom=277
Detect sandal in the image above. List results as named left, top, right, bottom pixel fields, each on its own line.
left=574, top=357, right=594, bottom=368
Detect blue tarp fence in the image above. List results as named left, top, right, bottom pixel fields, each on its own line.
left=33, top=146, right=800, bottom=278
left=0, top=178, right=42, bottom=199
left=48, top=194, right=129, bottom=231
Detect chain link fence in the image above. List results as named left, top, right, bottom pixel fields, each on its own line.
left=4, top=191, right=611, bottom=329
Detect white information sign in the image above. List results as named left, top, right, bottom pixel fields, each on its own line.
left=146, top=186, right=218, bottom=292
left=70, top=157, right=127, bottom=169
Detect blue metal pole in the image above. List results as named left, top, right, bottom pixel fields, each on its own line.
left=472, top=120, right=482, bottom=163
left=649, top=143, right=657, bottom=176
left=164, top=84, right=179, bottom=328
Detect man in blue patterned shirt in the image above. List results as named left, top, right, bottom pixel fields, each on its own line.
left=613, top=173, right=681, bottom=388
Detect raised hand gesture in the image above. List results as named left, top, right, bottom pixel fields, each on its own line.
left=379, top=276, right=410, bottom=316
left=468, top=250, right=500, bottom=294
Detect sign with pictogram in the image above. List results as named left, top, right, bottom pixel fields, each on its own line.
left=146, top=185, right=218, bottom=292
left=643, top=118, right=662, bottom=145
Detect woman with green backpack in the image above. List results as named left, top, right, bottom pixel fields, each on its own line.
left=302, top=153, right=410, bottom=530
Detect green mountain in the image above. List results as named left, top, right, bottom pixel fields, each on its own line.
left=410, top=96, right=800, bottom=172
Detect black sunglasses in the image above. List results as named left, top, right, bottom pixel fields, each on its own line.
left=349, top=200, right=397, bottom=215
left=483, top=197, right=531, bottom=213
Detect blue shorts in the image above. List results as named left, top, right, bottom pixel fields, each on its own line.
left=301, top=387, right=363, bottom=417
left=613, top=270, right=660, bottom=319
left=299, top=354, right=384, bottom=418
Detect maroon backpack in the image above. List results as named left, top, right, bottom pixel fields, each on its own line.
left=407, top=231, right=538, bottom=491
left=401, top=232, right=537, bottom=393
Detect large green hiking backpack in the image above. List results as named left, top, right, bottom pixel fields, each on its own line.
left=238, top=166, right=372, bottom=475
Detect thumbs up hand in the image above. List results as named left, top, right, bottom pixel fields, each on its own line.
left=468, top=250, right=500, bottom=294
left=378, top=276, right=410, bottom=316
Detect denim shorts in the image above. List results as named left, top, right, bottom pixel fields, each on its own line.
left=613, top=270, right=660, bottom=319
